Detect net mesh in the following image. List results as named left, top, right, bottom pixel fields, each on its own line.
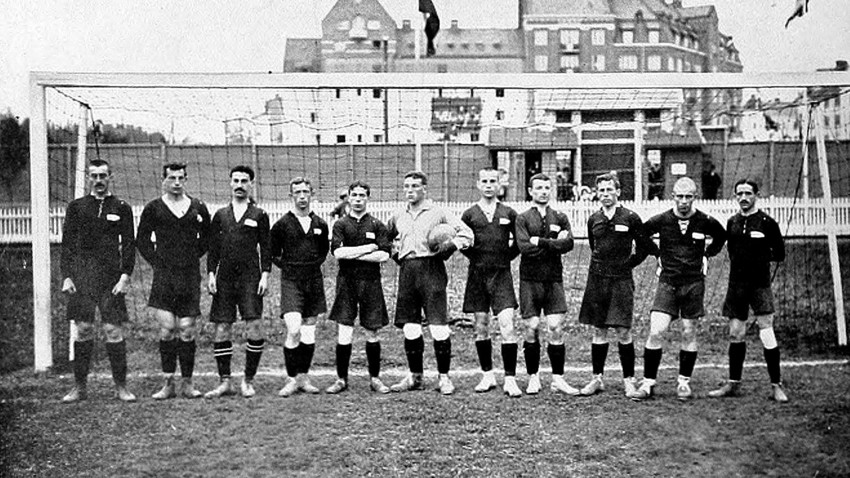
left=9, top=74, right=850, bottom=367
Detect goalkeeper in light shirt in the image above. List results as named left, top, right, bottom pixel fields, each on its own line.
left=709, top=179, right=788, bottom=403
left=386, top=171, right=472, bottom=396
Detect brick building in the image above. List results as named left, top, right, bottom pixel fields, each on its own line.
left=273, top=0, right=745, bottom=200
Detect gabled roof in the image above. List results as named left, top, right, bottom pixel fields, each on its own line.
left=679, top=5, right=715, bottom=18
left=283, top=38, right=321, bottom=72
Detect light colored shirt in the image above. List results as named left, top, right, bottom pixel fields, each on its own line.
left=389, top=200, right=473, bottom=260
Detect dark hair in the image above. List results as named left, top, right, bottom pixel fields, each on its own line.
left=734, top=178, right=759, bottom=194
left=404, top=170, right=428, bottom=186
left=348, top=180, right=371, bottom=196
left=528, top=173, right=550, bottom=186
left=162, top=162, right=187, bottom=178
left=88, top=159, right=110, bottom=171
left=230, top=165, right=255, bottom=181
left=596, top=171, right=620, bottom=189
left=289, top=176, right=312, bottom=192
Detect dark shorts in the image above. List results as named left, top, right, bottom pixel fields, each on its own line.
left=210, top=276, right=264, bottom=323
left=329, top=275, right=389, bottom=331
left=722, top=283, right=775, bottom=320
left=280, top=275, right=327, bottom=318
left=579, top=274, right=635, bottom=328
left=519, top=280, right=567, bottom=319
left=651, top=280, right=705, bottom=320
left=148, top=267, right=201, bottom=317
left=67, top=290, right=129, bottom=325
left=395, top=257, right=448, bottom=327
left=462, top=267, right=518, bottom=314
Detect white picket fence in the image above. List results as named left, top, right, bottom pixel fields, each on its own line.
left=2, top=197, right=849, bottom=244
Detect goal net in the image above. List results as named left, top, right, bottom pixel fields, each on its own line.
left=22, top=71, right=850, bottom=370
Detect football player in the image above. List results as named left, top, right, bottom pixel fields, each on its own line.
left=460, top=168, right=521, bottom=396
left=205, top=165, right=271, bottom=399
left=270, top=177, right=330, bottom=397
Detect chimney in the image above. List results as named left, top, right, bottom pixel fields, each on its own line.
left=518, top=0, right=524, bottom=29
left=451, top=19, right=459, bottom=30
left=835, top=60, right=848, bottom=71
left=402, top=19, right=411, bottom=30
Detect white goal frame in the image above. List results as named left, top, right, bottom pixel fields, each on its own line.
left=29, top=71, right=850, bottom=371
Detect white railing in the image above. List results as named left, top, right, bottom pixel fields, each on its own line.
left=2, top=197, right=849, bottom=244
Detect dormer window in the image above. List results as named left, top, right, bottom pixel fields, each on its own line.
left=349, top=16, right=367, bottom=39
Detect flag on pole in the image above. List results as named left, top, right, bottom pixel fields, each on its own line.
left=785, top=0, right=810, bottom=28
left=419, top=0, right=440, bottom=57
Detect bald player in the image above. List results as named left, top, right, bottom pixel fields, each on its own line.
left=629, top=177, right=726, bottom=401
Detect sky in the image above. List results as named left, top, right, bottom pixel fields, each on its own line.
left=1, top=0, right=848, bottom=118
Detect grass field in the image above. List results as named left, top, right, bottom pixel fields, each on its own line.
left=1, top=240, right=849, bottom=476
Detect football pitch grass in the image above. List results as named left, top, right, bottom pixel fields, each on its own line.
left=1, top=240, right=849, bottom=476
left=1, top=360, right=849, bottom=477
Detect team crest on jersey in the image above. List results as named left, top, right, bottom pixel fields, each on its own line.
left=692, top=232, right=705, bottom=240
left=244, top=218, right=258, bottom=227
left=751, top=231, right=765, bottom=238
left=366, top=231, right=375, bottom=239
left=614, top=224, right=629, bottom=232
left=106, top=214, right=120, bottom=221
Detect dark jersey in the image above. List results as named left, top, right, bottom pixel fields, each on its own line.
left=269, top=211, right=329, bottom=279
left=136, top=196, right=210, bottom=271
left=61, top=194, right=135, bottom=286
left=644, top=209, right=726, bottom=285
left=207, top=203, right=272, bottom=282
left=460, top=202, right=519, bottom=269
left=516, top=206, right=574, bottom=282
left=726, top=210, right=784, bottom=287
left=587, top=206, right=653, bottom=278
left=331, top=212, right=390, bottom=279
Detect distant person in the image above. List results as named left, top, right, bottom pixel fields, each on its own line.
left=60, top=159, right=136, bottom=403
left=701, top=162, right=722, bottom=200
left=271, top=177, right=330, bottom=397
left=496, top=168, right=509, bottom=202
left=629, top=177, right=727, bottom=401
left=577, top=172, right=654, bottom=398
left=556, top=169, right=570, bottom=201
left=387, top=171, right=473, bottom=395
left=331, top=191, right=349, bottom=220
left=515, top=173, right=579, bottom=396
left=325, top=180, right=393, bottom=395
left=205, top=165, right=271, bottom=399
left=137, top=163, right=210, bottom=400
left=709, top=179, right=789, bottom=403
left=647, top=161, right=665, bottom=200
left=461, top=168, right=521, bottom=397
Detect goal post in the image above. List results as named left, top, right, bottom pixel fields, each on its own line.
left=27, top=71, right=850, bottom=371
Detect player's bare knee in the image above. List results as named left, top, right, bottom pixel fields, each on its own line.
left=592, top=327, right=609, bottom=343
left=337, top=324, right=354, bottom=345
left=213, top=323, right=232, bottom=342
left=403, top=323, right=422, bottom=340
left=756, top=314, right=774, bottom=330
left=103, top=323, right=124, bottom=343
left=728, top=319, right=747, bottom=341
left=245, top=318, right=264, bottom=341
left=429, top=324, right=451, bottom=341
left=474, top=313, right=490, bottom=340
left=523, top=317, right=540, bottom=342
left=614, top=327, right=632, bottom=344
left=75, top=322, right=96, bottom=342
left=160, top=327, right=177, bottom=341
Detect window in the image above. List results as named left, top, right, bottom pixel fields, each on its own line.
left=648, top=30, right=660, bottom=43
left=373, top=134, right=383, bottom=143
left=309, top=112, right=317, bottom=123
left=676, top=58, right=683, bottom=72
left=367, top=20, right=381, bottom=30
left=470, top=133, right=480, bottom=142
left=618, top=55, right=638, bottom=71
left=560, top=29, right=579, bottom=50
left=684, top=60, right=691, bottom=72
left=534, top=55, right=549, bottom=72
left=495, top=110, right=505, bottom=121
left=645, top=110, right=662, bottom=123
left=835, top=115, right=841, bottom=126
left=534, top=29, right=548, bottom=46
left=592, top=54, right=605, bottom=72
left=560, top=54, right=579, bottom=71
left=647, top=55, right=661, bottom=71
left=336, top=135, right=346, bottom=143
left=495, top=88, right=505, bottom=98
left=315, top=134, right=321, bottom=144
left=555, top=110, right=573, bottom=123
left=667, top=57, right=674, bottom=71
left=357, top=135, right=363, bottom=143
left=591, top=29, right=605, bottom=45
left=335, top=89, right=342, bottom=99
left=621, top=30, right=633, bottom=44
left=373, top=89, right=381, bottom=98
